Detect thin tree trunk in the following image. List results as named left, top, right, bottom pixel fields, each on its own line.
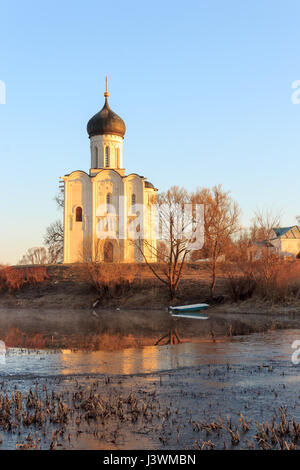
left=210, top=259, right=216, bottom=298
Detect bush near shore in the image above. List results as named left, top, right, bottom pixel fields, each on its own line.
left=82, top=258, right=300, bottom=304
left=222, top=257, right=300, bottom=303
left=0, top=259, right=300, bottom=308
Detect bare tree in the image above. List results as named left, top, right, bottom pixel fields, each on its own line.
left=54, top=191, right=64, bottom=210
left=135, top=186, right=204, bottom=300
left=42, top=191, right=64, bottom=265
left=221, top=210, right=285, bottom=302
left=44, top=220, right=64, bottom=264
left=19, top=247, right=48, bottom=265
left=250, top=209, right=281, bottom=243
left=192, top=185, right=241, bottom=298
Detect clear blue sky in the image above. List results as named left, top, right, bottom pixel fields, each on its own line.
left=1, top=0, right=300, bottom=263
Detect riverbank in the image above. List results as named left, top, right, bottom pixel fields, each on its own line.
left=0, top=263, right=213, bottom=310
left=1, top=263, right=300, bottom=314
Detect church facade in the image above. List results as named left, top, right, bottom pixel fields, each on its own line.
left=62, top=86, right=157, bottom=263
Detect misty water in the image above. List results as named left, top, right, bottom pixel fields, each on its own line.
left=1, top=308, right=300, bottom=449
left=0, top=328, right=299, bottom=378
left=0, top=306, right=299, bottom=379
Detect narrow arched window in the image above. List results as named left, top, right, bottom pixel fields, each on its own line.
left=105, top=146, right=110, bottom=167
left=106, top=193, right=111, bottom=212
left=116, top=148, right=120, bottom=168
left=131, top=194, right=136, bottom=214
left=95, top=147, right=98, bottom=167
left=76, top=207, right=82, bottom=222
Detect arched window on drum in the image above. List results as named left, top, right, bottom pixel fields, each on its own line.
left=105, top=146, right=110, bottom=167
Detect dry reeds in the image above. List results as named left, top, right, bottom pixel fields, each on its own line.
left=0, top=266, right=48, bottom=292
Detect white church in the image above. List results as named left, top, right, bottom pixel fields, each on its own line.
left=62, top=84, right=157, bottom=263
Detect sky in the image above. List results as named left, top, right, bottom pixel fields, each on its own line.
left=1, top=0, right=300, bottom=264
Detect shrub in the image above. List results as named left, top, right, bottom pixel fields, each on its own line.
left=0, top=266, right=48, bottom=292
left=251, top=256, right=300, bottom=301
left=85, top=263, right=139, bottom=299
left=224, top=274, right=256, bottom=302
left=221, top=263, right=256, bottom=302
left=222, top=255, right=300, bottom=303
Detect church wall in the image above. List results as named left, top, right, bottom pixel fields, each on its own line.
left=92, top=170, right=124, bottom=262
left=143, top=188, right=157, bottom=262
left=63, top=171, right=92, bottom=263
left=123, top=174, right=144, bottom=262
left=63, top=169, right=157, bottom=264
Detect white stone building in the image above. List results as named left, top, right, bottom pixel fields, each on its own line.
left=248, top=226, right=300, bottom=260
left=62, top=86, right=157, bottom=263
left=270, top=226, right=300, bottom=258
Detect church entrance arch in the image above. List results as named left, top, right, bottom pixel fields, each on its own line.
left=104, top=240, right=114, bottom=262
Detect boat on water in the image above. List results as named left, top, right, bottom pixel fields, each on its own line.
left=169, top=303, right=209, bottom=320
left=169, top=303, right=209, bottom=313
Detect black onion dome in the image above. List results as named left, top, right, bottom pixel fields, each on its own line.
left=87, top=93, right=126, bottom=138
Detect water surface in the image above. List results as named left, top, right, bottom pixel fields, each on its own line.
left=0, top=308, right=300, bottom=450
left=0, top=328, right=299, bottom=378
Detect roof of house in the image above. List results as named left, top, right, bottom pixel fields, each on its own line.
left=272, top=226, right=300, bottom=239
left=250, top=240, right=274, bottom=248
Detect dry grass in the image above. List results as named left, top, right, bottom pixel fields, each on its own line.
left=222, top=258, right=300, bottom=303
left=1, top=370, right=300, bottom=450
left=82, top=263, right=142, bottom=299
left=1, top=260, right=299, bottom=309
left=0, top=266, right=48, bottom=292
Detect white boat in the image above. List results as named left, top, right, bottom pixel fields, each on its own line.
left=169, top=303, right=209, bottom=313
left=169, top=303, right=209, bottom=320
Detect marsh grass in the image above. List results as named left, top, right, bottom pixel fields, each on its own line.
left=4, top=384, right=299, bottom=450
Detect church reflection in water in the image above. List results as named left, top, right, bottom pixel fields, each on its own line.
left=56, top=342, right=230, bottom=376
left=59, top=345, right=160, bottom=376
